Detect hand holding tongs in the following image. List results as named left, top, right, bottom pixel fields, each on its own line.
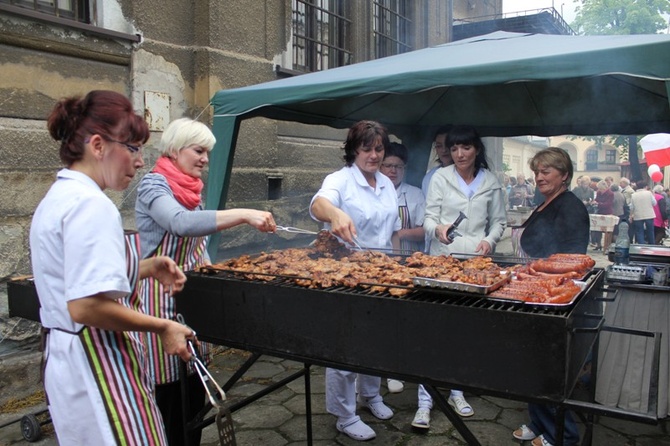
left=177, top=314, right=236, bottom=445
left=275, top=225, right=318, bottom=235
left=176, top=314, right=226, bottom=407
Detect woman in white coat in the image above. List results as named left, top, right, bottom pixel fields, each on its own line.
left=30, top=90, right=194, bottom=445
left=413, top=125, right=506, bottom=429
left=423, top=126, right=507, bottom=257
left=310, top=120, right=401, bottom=441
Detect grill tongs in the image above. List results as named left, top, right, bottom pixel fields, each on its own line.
left=446, top=211, right=467, bottom=241
left=177, top=314, right=236, bottom=446
left=275, top=225, right=318, bottom=235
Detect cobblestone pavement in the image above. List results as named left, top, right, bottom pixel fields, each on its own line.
left=1, top=234, right=669, bottom=445
left=4, top=347, right=669, bottom=446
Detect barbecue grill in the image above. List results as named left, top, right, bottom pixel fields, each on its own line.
left=179, top=265, right=602, bottom=401
left=175, top=257, right=619, bottom=445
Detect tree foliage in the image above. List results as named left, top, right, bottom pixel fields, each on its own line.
left=572, top=0, right=670, bottom=35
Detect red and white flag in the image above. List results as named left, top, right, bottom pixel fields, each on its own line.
left=640, top=134, right=670, bottom=168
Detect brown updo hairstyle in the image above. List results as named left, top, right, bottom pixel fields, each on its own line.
left=47, top=90, right=150, bottom=166
left=342, top=120, right=390, bottom=166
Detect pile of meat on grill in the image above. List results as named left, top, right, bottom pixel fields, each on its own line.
left=209, top=231, right=594, bottom=303
left=490, top=254, right=595, bottom=304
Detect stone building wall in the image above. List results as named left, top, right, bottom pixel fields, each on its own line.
left=0, top=0, right=496, bottom=276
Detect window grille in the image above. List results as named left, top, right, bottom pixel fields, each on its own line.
left=292, top=0, right=352, bottom=72
left=1, top=0, right=90, bottom=23
left=373, top=0, right=412, bottom=58
left=605, top=149, right=616, bottom=164
left=586, top=149, right=599, bottom=170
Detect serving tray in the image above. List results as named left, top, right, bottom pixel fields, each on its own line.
left=412, top=273, right=510, bottom=295
left=489, top=278, right=590, bottom=309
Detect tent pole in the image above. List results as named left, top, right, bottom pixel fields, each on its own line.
left=206, top=115, right=240, bottom=260
left=628, top=135, right=641, bottom=183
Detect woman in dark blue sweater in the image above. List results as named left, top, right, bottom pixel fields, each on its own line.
left=514, top=147, right=589, bottom=446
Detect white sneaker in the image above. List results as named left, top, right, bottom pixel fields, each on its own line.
left=387, top=378, right=404, bottom=393
left=411, top=407, right=431, bottom=429
left=448, top=394, right=474, bottom=417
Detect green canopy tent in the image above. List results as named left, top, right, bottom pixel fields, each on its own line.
left=207, top=31, right=670, bottom=255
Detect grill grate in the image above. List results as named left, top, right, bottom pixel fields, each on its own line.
left=203, top=268, right=574, bottom=316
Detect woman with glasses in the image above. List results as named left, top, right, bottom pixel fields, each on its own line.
left=135, top=117, right=276, bottom=445
left=310, top=120, right=401, bottom=441
left=380, top=142, right=425, bottom=254
left=30, top=90, right=194, bottom=445
left=379, top=142, right=425, bottom=395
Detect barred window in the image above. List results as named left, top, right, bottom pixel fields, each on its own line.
left=586, top=149, right=599, bottom=170
left=1, top=0, right=90, bottom=23
left=292, top=0, right=352, bottom=72
left=373, top=0, right=412, bottom=59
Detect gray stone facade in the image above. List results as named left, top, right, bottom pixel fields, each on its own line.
left=0, top=0, right=500, bottom=275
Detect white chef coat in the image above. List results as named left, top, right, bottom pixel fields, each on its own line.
left=310, top=164, right=401, bottom=249
left=30, top=168, right=131, bottom=445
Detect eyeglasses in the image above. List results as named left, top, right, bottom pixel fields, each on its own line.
left=381, top=163, right=405, bottom=170
left=109, top=139, right=142, bottom=155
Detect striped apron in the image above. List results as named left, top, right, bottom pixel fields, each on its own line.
left=398, top=192, right=423, bottom=253
left=77, top=230, right=168, bottom=445
left=140, top=232, right=210, bottom=385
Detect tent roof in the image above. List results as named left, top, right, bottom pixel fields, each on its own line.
left=205, top=31, right=670, bottom=256
left=211, top=31, right=670, bottom=137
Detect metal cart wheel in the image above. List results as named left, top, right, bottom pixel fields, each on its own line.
left=20, top=414, right=41, bottom=442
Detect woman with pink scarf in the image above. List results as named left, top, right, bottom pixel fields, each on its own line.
left=135, top=118, right=276, bottom=445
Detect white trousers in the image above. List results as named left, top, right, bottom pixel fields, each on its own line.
left=418, top=385, right=462, bottom=409
left=326, top=368, right=382, bottom=421
left=417, top=384, right=434, bottom=409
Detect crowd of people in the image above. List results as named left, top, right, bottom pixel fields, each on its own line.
left=30, top=90, right=668, bottom=446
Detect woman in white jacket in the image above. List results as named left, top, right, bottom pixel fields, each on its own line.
left=423, top=125, right=507, bottom=256
left=412, top=125, right=506, bottom=429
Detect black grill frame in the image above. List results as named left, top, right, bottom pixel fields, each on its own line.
left=176, top=268, right=605, bottom=402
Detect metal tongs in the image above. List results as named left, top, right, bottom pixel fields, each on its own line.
left=446, top=211, right=468, bottom=241
left=351, top=235, right=367, bottom=251
left=176, top=314, right=236, bottom=446
left=275, top=225, right=318, bottom=235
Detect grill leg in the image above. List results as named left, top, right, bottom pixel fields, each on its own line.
left=304, top=363, right=313, bottom=446
left=222, top=352, right=262, bottom=392
left=424, top=385, right=481, bottom=446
